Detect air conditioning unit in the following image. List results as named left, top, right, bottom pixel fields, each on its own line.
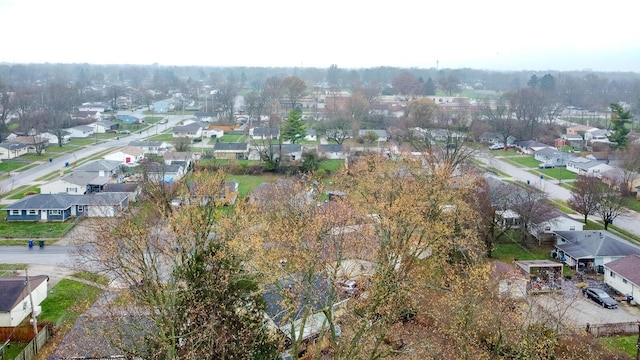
left=33, top=305, right=42, bottom=317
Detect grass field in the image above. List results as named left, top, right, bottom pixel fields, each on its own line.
left=39, top=278, right=104, bottom=325
left=0, top=161, right=29, bottom=172
left=0, top=220, right=74, bottom=238
left=505, top=156, right=540, bottom=168
left=622, top=196, right=640, bottom=212
left=319, top=159, right=344, bottom=173
left=148, top=133, right=174, bottom=142
left=491, top=240, right=552, bottom=263
left=225, top=174, right=278, bottom=198
left=7, top=185, right=40, bottom=199
left=534, top=168, right=577, bottom=180
left=599, top=335, right=637, bottom=358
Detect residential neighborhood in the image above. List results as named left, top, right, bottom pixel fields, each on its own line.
left=1, top=61, right=640, bottom=360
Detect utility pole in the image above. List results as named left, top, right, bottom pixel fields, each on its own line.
left=25, top=269, right=39, bottom=339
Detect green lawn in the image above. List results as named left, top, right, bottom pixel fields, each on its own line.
left=318, top=159, right=344, bottom=173
left=2, top=341, right=29, bottom=360
left=0, top=161, right=28, bottom=172
left=0, top=263, right=27, bottom=274
left=505, top=156, right=540, bottom=168
left=535, top=168, right=577, bottom=180
left=225, top=174, right=278, bottom=198
left=599, top=335, right=637, bottom=358
left=7, top=185, right=40, bottom=199
left=491, top=241, right=552, bottom=263
left=622, top=196, right=640, bottom=212
left=148, top=133, right=174, bottom=142
left=39, top=278, right=103, bottom=326
left=144, top=116, right=165, bottom=123
left=218, top=134, right=246, bottom=142
left=490, top=149, right=519, bottom=156
left=0, top=220, right=74, bottom=238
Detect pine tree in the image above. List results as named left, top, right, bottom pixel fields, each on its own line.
left=281, top=109, right=306, bottom=144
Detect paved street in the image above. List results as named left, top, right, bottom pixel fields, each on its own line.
left=477, top=151, right=640, bottom=238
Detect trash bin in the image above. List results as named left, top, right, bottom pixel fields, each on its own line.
left=49, top=157, right=53, bottom=163
left=65, top=162, right=69, bottom=167
left=28, top=239, right=34, bottom=248
left=626, top=295, right=633, bottom=304
left=38, top=240, right=45, bottom=248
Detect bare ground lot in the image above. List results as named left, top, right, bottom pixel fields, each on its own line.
left=530, top=278, right=640, bottom=329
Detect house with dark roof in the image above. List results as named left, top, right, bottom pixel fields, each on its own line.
left=304, top=129, right=317, bottom=142
left=263, top=274, right=338, bottom=343
left=554, top=230, right=640, bottom=270
left=530, top=206, right=584, bottom=239
left=0, top=275, right=49, bottom=326
left=144, top=162, right=188, bottom=184
left=65, top=125, right=95, bottom=138
left=173, top=123, right=203, bottom=138
left=94, top=120, right=118, bottom=133
left=102, top=183, right=142, bottom=202
left=604, top=254, right=640, bottom=303
left=269, top=143, right=302, bottom=162
left=250, top=127, right=280, bottom=140
left=5, top=193, right=129, bottom=221
left=213, top=142, right=249, bottom=160
left=0, top=142, right=29, bottom=159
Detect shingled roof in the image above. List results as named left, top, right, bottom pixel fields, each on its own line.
left=0, top=276, right=49, bottom=312
left=605, top=254, right=640, bottom=286
left=555, top=231, right=640, bottom=259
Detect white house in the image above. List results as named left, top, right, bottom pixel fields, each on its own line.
left=530, top=207, right=584, bottom=238
left=93, top=120, right=117, bottom=133
left=0, top=142, right=29, bottom=160
left=566, top=157, right=613, bottom=178
left=555, top=230, right=640, bottom=270
left=317, top=144, right=349, bottom=160
left=74, top=159, right=122, bottom=178
left=129, top=141, right=170, bottom=155
left=201, top=126, right=224, bottom=139
left=104, top=146, right=144, bottom=165
left=0, top=275, right=49, bottom=327
left=604, top=254, right=640, bottom=304
left=173, top=123, right=203, bottom=138
left=358, top=129, right=389, bottom=141
left=40, top=172, right=111, bottom=195
left=250, top=127, right=280, bottom=140
left=305, top=129, right=317, bottom=141
left=65, top=125, right=95, bottom=138
left=491, top=261, right=528, bottom=299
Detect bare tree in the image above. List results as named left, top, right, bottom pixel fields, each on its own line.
left=596, top=190, right=627, bottom=230
left=482, top=96, right=519, bottom=148
left=614, top=144, right=640, bottom=195
left=0, top=83, right=15, bottom=142
left=282, top=76, right=307, bottom=110
left=214, top=81, right=238, bottom=122
left=391, top=71, right=421, bottom=98
left=438, top=75, right=461, bottom=96
left=568, top=175, right=604, bottom=224
left=173, top=137, right=191, bottom=152
left=319, top=118, right=352, bottom=145
left=509, top=184, right=550, bottom=244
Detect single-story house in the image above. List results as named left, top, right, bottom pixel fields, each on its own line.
left=566, top=157, right=613, bottom=178
left=163, top=151, right=196, bottom=166
left=0, top=142, right=29, bottom=159
left=490, top=261, right=528, bottom=299
left=0, top=275, right=49, bottom=326
left=585, top=128, right=612, bottom=143
left=129, top=141, right=169, bottom=155
left=250, top=127, right=280, bottom=140
left=201, top=125, right=224, bottom=139
left=604, top=254, right=640, bottom=304
left=93, top=120, right=118, bottom=133
left=73, top=110, right=101, bottom=122
left=514, top=140, right=550, bottom=155
left=115, top=114, right=143, bottom=125
left=554, top=230, right=640, bottom=270
left=317, top=144, right=349, bottom=160
left=533, top=147, right=571, bottom=167
left=530, top=207, right=584, bottom=239
left=358, top=129, right=389, bottom=141
left=263, top=274, right=338, bottom=344
left=104, top=146, right=145, bottom=165
left=423, top=128, right=466, bottom=143
left=173, top=123, right=203, bottom=138
left=102, top=183, right=142, bottom=203
left=5, top=193, right=129, bottom=221
left=269, top=143, right=303, bottom=162
left=144, top=162, right=188, bottom=184
left=152, top=99, right=176, bottom=113
left=479, top=132, right=516, bottom=145
left=74, top=159, right=123, bottom=178
left=65, top=125, right=95, bottom=138
left=11, top=136, right=50, bottom=154
left=40, top=172, right=111, bottom=195
left=213, top=142, right=249, bottom=160
left=219, top=181, right=239, bottom=205
left=601, top=168, right=640, bottom=194
left=78, top=103, right=108, bottom=113
left=560, top=134, right=585, bottom=149
left=305, top=129, right=317, bottom=142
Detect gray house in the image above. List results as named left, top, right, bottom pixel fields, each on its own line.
left=554, top=230, right=640, bottom=270
left=213, top=142, right=250, bottom=160
left=533, top=148, right=571, bottom=167
left=5, top=193, right=129, bottom=221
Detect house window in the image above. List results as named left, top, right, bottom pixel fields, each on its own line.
left=569, top=226, right=576, bottom=231
left=28, top=210, right=37, bottom=215
left=10, top=210, right=20, bottom=215
left=544, top=226, right=551, bottom=232
left=67, top=187, right=77, bottom=193
left=610, top=271, right=615, bottom=278
left=23, top=301, right=28, bottom=310
left=48, top=210, right=62, bottom=215
left=623, top=279, right=628, bottom=284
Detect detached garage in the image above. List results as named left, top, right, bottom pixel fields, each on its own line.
left=81, top=193, right=129, bottom=217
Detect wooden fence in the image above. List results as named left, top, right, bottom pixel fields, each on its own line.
left=586, top=321, right=640, bottom=337
left=8, top=326, right=49, bottom=360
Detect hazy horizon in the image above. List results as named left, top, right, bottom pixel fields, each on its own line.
left=2, top=0, right=639, bottom=73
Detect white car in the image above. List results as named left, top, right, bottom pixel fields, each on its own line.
left=538, top=162, right=555, bottom=168
left=489, top=143, right=504, bottom=150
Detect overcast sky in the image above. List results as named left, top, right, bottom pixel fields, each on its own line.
left=2, top=0, right=639, bottom=72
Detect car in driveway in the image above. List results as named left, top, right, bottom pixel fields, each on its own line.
left=583, top=287, right=618, bottom=309
left=489, top=143, right=505, bottom=150
left=538, top=162, right=555, bottom=168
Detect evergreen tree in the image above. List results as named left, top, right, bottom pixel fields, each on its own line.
left=608, top=103, right=632, bottom=147
left=281, top=109, right=306, bottom=144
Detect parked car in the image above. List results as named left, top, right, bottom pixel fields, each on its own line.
left=106, top=129, right=118, bottom=134
left=118, top=130, right=131, bottom=135
left=538, top=162, right=555, bottom=168
left=583, top=287, right=618, bottom=309
left=489, top=143, right=504, bottom=150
